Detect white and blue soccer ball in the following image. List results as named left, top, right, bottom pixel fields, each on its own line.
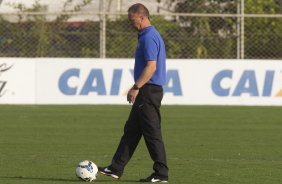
left=76, top=160, right=98, bottom=182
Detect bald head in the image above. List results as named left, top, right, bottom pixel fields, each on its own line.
left=128, top=3, right=150, bottom=18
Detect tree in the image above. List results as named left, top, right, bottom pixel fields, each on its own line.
left=172, top=0, right=237, bottom=58
left=245, top=0, right=282, bottom=58
left=0, top=0, right=94, bottom=57
left=106, top=16, right=137, bottom=58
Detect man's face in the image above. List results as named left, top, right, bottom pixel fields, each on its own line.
left=128, top=13, right=142, bottom=31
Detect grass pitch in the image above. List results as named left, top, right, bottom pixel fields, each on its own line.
left=0, top=105, right=282, bottom=184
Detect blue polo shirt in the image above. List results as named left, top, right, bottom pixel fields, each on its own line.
left=134, top=26, right=166, bottom=86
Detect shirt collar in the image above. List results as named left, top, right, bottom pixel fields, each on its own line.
left=138, top=26, right=154, bottom=37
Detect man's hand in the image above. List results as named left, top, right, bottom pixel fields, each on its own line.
left=127, top=87, right=139, bottom=104
left=127, top=61, right=156, bottom=104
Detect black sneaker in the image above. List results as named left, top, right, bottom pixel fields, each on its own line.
left=140, top=174, right=168, bottom=183
left=98, top=166, right=121, bottom=180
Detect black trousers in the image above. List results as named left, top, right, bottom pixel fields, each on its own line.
left=111, top=84, right=168, bottom=177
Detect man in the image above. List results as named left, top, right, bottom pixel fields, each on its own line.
left=99, top=3, right=168, bottom=183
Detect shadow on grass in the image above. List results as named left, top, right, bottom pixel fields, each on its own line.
left=0, top=176, right=140, bottom=183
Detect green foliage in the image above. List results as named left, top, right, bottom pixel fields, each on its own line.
left=245, top=0, right=282, bottom=58
left=173, top=0, right=237, bottom=58
left=0, top=0, right=282, bottom=59
left=152, top=16, right=190, bottom=58
left=0, top=0, right=98, bottom=57
left=246, top=0, right=276, bottom=14
left=106, top=16, right=137, bottom=58
left=171, top=0, right=282, bottom=59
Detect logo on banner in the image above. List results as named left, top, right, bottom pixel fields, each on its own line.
left=58, top=68, right=183, bottom=96
left=0, top=63, right=13, bottom=98
left=212, top=70, right=282, bottom=97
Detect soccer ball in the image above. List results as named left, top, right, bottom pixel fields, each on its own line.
left=76, top=160, right=98, bottom=182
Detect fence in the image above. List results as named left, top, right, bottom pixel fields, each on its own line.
left=0, top=0, right=282, bottom=59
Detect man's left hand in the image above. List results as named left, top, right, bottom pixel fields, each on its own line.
left=127, top=88, right=139, bottom=104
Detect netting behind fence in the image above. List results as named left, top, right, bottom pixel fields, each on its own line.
left=0, top=0, right=282, bottom=59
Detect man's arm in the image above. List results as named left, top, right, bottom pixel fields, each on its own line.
left=135, top=60, right=156, bottom=88
left=127, top=60, right=156, bottom=104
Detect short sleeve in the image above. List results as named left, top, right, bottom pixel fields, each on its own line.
left=143, top=37, right=158, bottom=61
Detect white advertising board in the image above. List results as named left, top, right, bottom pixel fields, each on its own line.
left=35, top=58, right=134, bottom=104
left=0, top=59, right=35, bottom=104
left=1, top=58, right=282, bottom=105
left=164, top=60, right=282, bottom=105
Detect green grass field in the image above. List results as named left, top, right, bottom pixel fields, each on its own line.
left=1, top=105, right=282, bottom=184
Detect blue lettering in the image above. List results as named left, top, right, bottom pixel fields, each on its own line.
left=130, top=69, right=134, bottom=78
left=59, top=68, right=185, bottom=96
left=130, top=69, right=182, bottom=96
left=58, top=68, right=79, bottom=95
left=233, top=70, right=259, bottom=96
left=164, top=70, right=182, bottom=96
left=212, top=70, right=232, bottom=96
left=212, top=70, right=277, bottom=97
left=80, top=69, right=106, bottom=95
left=110, top=69, right=122, bottom=95
left=262, top=71, right=274, bottom=96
